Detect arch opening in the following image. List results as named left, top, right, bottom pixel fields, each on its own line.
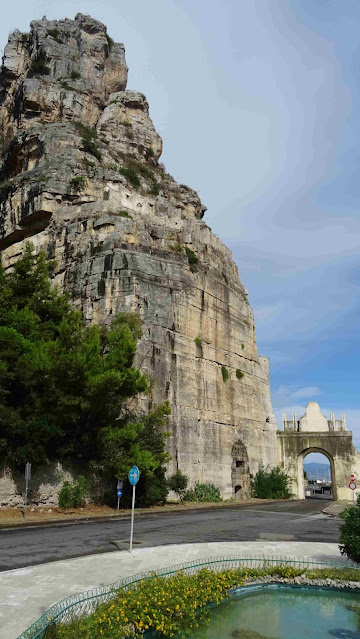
left=298, top=448, right=334, bottom=501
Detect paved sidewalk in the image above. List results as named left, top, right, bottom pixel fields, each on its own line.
left=323, top=501, right=352, bottom=517
left=0, top=541, right=346, bottom=639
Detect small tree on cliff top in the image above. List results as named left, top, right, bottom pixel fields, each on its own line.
left=0, top=244, right=169, bottom=487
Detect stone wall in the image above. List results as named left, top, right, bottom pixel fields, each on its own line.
left=0, top=462, right=107, bottom=507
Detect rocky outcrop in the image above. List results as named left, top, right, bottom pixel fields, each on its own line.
left=0, top=14, right=277, bottom=500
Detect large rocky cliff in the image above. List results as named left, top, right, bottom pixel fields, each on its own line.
left=0, top=14, right=277, bottom=499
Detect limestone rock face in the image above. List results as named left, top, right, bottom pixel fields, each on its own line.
left=0, top=15, right=277, bottom=499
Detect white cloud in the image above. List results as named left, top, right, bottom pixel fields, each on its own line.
left=290, top=387, right=321, bottom=400
left=272, top=385, right=320, bottom=408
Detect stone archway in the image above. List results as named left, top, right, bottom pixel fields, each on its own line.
left=297, top=447, right=335, bottom=500
left=231, top=440, right=251, bottom=500
left=277, top=402, right=360, bottom=500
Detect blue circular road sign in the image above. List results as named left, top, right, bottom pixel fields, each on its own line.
left=128, top=466, right=140, bottom=486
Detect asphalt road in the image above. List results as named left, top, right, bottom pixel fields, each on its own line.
left=0, top=500, right=340, bottom=572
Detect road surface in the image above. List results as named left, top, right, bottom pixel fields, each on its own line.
left=0, top=499, right=340, bottom=571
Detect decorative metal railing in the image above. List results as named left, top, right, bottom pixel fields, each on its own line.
left=18, top=554, right=360, bottom=639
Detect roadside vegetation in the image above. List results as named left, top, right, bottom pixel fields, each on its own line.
left=167, top=471, right=222, bottom=504
left=252, top=465, right=291, bottom=499
left=44, top=564, right=360, bottom=638
left=339, top=493, right=360, bottom=563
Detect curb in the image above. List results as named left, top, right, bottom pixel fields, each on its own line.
left=0, top=499, right=283, bottom=531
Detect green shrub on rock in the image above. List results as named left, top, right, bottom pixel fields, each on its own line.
left=119, top=167, right=141, bottom=189
left=185, top=246, right=198, bottom=272
left=27, top=58, right=50, bottom=78
left=70, top=175, right=87, bottom=191
left=339, top=494, right=360, bottom=563
left=74, top=121, right=102, bottom=161
left=117, top=210, right=132, bottom=219
left=47, top=28, right=63, bottom=44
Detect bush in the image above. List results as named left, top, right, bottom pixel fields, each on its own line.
left=221, top=365, right=229, bottom=382
left=127, top=158, right=154, bottom=180
left=194, top=336, right=202, bottom=348
left=149, top=180, right=160, bottom=196
left=70, top=70, right=81, bottom=80
left=119, top=167, right=141, bottom=189
left=74, top=121, right=101, bottom=161
left=106, top=34, right=114, bottom=50
left=58, top=476, right=89, bottom=509
left=185, top=247, right=198, bottom=271
left=72, top=476, right=89, bottom=507
left=58, top=481, right=73, bottom=509
left=184, top=482, right=222, bottom=503
left=60, top=81, right=74, bottom=91
left=47, top=29, right=63, bottom=44
left=117, top=210, right=132, bottom=219
left=27, top=58, right=50, bottom=78
left=339, top=494, right=360, bottom=563
left=70, top=175, right=87, bottom=191
left=83, top=159, right=96, bottom=171
left=83, top=139, right=101, bottom=161
left=236, top=369, right=244, bottom=379
left=252, top=465, right=291, bottom=499
left=168, top=470, right=188, bottom=502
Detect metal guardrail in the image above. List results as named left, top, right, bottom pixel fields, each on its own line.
left=18, top=554, right=360, bottom=639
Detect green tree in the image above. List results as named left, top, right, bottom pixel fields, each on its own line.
left=339, top=494, right=360, bottom=563
left=0, top=244, right=150, bottom=470
left=102, top=402, right=172, bottom=507
left=168, top=470, right=189, bottom=502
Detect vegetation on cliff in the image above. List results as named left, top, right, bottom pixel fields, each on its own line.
left=0, top=244, right=170, bottom=505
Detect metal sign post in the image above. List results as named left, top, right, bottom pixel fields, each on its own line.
left=24, top=462, right=31, bottom=519
left=117, top=480, right=123, bottom=510
left=349, top=474, right=356, bottom=503
left=128, top=466, right=140, bottom=553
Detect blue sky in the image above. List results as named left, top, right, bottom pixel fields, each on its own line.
left=1, top=1, right=359, bottom=453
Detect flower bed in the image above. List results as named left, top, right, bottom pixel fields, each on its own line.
left=42, top=564, right=360, bottom=639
